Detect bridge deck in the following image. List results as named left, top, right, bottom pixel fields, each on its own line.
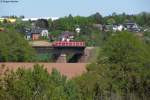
left=30, top=41, right=86, bottom=48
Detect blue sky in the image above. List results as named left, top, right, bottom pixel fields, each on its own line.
left=0, top=0, right=150, bottom=17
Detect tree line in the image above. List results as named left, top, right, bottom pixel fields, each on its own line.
left=48, top=12, right=150, bottom=31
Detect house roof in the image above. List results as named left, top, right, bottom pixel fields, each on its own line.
left=26, top=32, right=32, bottom=35
left=31, top=28, right=47, bottom=34
left=31, top=28, right=42, bottom=34
left=61, top=31, right=75, bottom=36
left=0, top=28, right=5, bottom=32
left=59, top=31, right=75, bottom=39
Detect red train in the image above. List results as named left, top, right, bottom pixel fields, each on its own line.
left=52, top=41, right=85, bottom=47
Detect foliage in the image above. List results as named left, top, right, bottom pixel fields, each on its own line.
left=15, top=20, right=32, bottom=35
left=0, top=64, right=80, bottom=100
left=1, top=12, right=150, bottom=99
left=75, top=32, right=150, bottom=100
left=103, top=12, right=150, bottom=26
left=0, top=28, right=35, bottom=62
left=0, top=32, right=150, bottom=100
left=89, top=12, right=103, bottom=24
left=50, top=14, right=100, bottom=32
left=32, top=53, right=53, bottom=62
left=143, top=32, right=150, bottom=45
left=49, top=30, right=64, bottom=41
left=35, top=19, right=49, bottom=29
left=106, top=18, right=116, bottom=25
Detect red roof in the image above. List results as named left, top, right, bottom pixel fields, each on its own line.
left=0, top=28, right=5, bottom=32
left=52, top=41, right=85, bottom=47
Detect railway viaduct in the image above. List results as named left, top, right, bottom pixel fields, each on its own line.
left=31, top=41, right=95, bottom=63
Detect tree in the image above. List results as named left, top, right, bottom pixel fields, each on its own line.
left=0, top=28, right=35, bottom=62
left=35, top=19, right=49, bottom=29
left=0, top=64, right=80, bottom=100
left=106, top=18, right=116, bottom=25
left=76, top=32, right=150, bottom=100
left=48, top=18, right=53, bottom=31
left=89, top=12, right=103, bottom=24
left=93, top=32, right=150, bottom=99
left=14, top=18, right=31, bottom=35
left=143, top=32, right=150, bottom=45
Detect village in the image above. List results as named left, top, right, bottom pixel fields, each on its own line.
left=0, top=15, right=148, bottom=63
left=0, top=16, right=144, bottom=41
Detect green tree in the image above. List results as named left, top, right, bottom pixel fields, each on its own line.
left=0, top=28, right=35, bottom=62
left=35, top=19, right=49, bottom=29
left=106, top=18, right=116, bottom=25
left=0, top=64, right=80, bottom=100
left=76, top=32, right=150, bottom=100
left=89, top=12, right=103, bottom=24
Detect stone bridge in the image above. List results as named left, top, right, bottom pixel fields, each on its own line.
left=31, top=41, right=95, bottom=63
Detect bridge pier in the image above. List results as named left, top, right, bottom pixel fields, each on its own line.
left=56, top=54, right=67, bottom=63
left=78, top=47, right=94, bottom=63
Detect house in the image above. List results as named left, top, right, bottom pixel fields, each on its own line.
left=0, top=28, right=5, bottom=32
left=25, top=28, right=49, bottom=40
left=6, top=18, right=16, bottom=23
left=59, top=31, right=75, bottom=42
left=75, top=27, right=81, bottom=33
left=124, top=23, right=140, bottom=32
left=104, top=25, right=113, bottom=31
left=41, top=29, right=49, bottom=37
left=112, top=24, right=124, bottom=32
left=93, top=24, right=103, bottom=31
left=32, top=33, right=41, bottom=40
left=0, top=18, right=16, bottom=23
left=25, top=32, right=32, bottom=40
left=31, top=28, right=42, bottom=40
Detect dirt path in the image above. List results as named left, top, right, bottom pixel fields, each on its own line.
left=0, top=63, right=87, bottom=78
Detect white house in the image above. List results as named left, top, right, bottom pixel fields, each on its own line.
left=75, top=27, right=81, bottom=33
left=113, top=25, right=124, bottom=32
left=124, top=23, right=140, bottom=32
left=25, top=28, right=49, bottom=40
left=41, top=29, right=49, bottom=37
left=117, top=25, right=124, bottom=31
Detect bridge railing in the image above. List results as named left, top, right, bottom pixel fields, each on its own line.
left=52, top=41, right=85, bottom=47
